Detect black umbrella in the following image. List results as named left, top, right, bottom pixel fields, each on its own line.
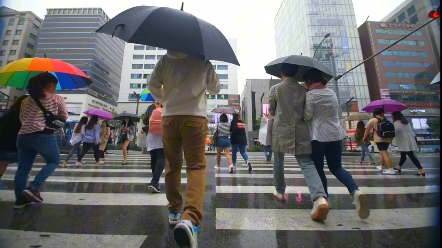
left=264, top=55, right=333, bottom=82
left=96, top=5, right=240, bottom=66
left=114, top=113, right=141, bottom=122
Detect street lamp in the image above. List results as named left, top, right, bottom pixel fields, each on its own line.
left=345, top=97, right=355, bottom=128
left=133, top=91, right=140, bottom=115
left=313, top=33, right=330, bottom=58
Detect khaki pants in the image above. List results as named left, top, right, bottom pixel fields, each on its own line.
left=162, top=116, right=208, bottom=226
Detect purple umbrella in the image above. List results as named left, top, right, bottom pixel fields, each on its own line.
left=361, top=99, right=408, bottom=113
left=84, top=109, right=114, bottom=120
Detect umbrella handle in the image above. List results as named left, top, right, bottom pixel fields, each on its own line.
left=111, top=24, right=125, bottom=37
left=181, top=2, right=184, bottom=11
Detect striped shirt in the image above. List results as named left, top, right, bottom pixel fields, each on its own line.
left=216, top=122, right=231, bottom=137
left=19, top=93, right=68, bottom=135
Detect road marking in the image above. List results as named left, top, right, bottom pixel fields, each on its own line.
left=0, top=175, right=187, bottom=184
left=215, top=174, right=439, bottom=179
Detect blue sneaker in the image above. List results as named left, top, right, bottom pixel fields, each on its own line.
left=174, top=220, right=198, bottom=248
left=169, top=210, right=183, bottom=225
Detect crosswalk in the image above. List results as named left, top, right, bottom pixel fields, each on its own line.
left=0, top=152, right=440, bottom=247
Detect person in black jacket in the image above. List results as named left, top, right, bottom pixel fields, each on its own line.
left=230, top=113, right=252, bottom=172
left=0, top=95, right=28, bottom=180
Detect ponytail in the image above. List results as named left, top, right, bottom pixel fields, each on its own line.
left=26, top=73, right=58, bottom=99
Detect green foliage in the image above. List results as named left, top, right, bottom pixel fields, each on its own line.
left=253, top=114, right=263, bottom=131
left=427, top=119, right=440, bottom=137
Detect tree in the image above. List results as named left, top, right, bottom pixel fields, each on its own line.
left=253, top=114, right=263, bottom=131
left=427, top=119, right=440, bottom=138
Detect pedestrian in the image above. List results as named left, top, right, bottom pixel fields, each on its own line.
left=76, top=115, right=101, bottom=167
left=99, top=120, right=110, bottom=162
left=363, top=108, right=395, bottom=174
left=263, top=144, right=273, bottom=163
left=148, top=49, right=220, bottom=247
left=391, top=111, right=425, bottom=176
left=230, top=113, right=252, bottom=172
left=14, top=73, right=68, bottom=209
left=145, top=102, right=166, bottom=193
left=118, top=116, right=135, bottom=165
left=303, top=68, right=370, bottom=219
left=62, top=116, right=88, bottom=168
left=215, top=114, right=234, bottom=173
left=354, top=121, right=376, bottom=165
left=268, top=64, right=329, bottom=221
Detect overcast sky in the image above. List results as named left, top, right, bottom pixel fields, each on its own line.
left=4, top=0, right=405, bottom=94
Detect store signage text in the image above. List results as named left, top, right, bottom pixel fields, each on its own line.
left=389, top=90, right=439, bottom=95
left=380, top=23, right=414, bottom=29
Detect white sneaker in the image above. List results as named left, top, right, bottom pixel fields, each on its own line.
left=228, top=165, right=234, bottom=173
left=376, top=165, right=384, bottom=172
left=311, top=197, right=329, bottom=221
left=75, top=162, right=82, bottom=168
left=382, top=168, right=396, bottom=175
left=174, top=220, right=198, bottom=248
left=214, top=166, right=219, bottom=169
left=353, top=190, right=370, bottom=219
left=168, top=210, right=183, bottom=225
left=273, top=190, right=288, bottom=202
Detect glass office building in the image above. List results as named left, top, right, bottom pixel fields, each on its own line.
left=274, top=0, right=371, bottom=112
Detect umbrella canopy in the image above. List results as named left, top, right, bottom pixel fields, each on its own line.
left=430, top=72, right=440, bottom=85
left=264, top=55, right=333, bottom=82
left=361, top=99, right=408, bottom=113
left=211, top=107, right=239, bottom=114
left=114, top=113, right=141, bottom=122
left=140, top=88, right=155, bottom=102
left=0, top=58, right=93, bottom=89
left=345, top=113, right=372, bottom=121
left=84, top=109, right=114, bottom=120
left=96, top=6, right=239, bottom=66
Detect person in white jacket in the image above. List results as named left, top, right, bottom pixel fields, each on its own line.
left=391, top=111, right=426, bottom=176
left=62, top=116, right=88, bottom=168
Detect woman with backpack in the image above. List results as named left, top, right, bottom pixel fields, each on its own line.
left=99, top=120, right=110, bottom=162
left=61, top=116, right=88, bottom=168
left=215, top=114, right=234, bottom=173
left=230, top=113, right=252, bottom=172
left=119, top=116, right=135, bottom=165
left=391, top=111, right=425, bottom=176
left=76, top=115, right=101, bottom=167
left=146, top=102, right=165, bottom=193
left=354, top=121, right=376, bottom=165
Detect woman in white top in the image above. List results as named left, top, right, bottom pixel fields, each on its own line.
left=215, top=114, right=234, bottom=173
left=62, top=116, right=88, bottom=167
left=303, top=68, right=369, bottom=220
left=391, top=111, right=425, bottom=176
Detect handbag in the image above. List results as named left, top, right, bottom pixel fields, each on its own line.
left=31, top=95, right=66, bottom=129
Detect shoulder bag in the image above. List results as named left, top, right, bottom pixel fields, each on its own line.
left=31, top=95, right=66, bottom=129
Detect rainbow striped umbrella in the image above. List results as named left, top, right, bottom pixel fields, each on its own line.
left=140, top=88, right=155, bottom=102
left=0, top=58, right=93, bottom=89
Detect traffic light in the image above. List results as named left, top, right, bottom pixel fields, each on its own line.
left=428, top=5, right=440, bottom=19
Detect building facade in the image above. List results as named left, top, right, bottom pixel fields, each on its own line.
left=381, top=0, right=440, bottom=70
left=35, top=8, right=125, bottom=119
left=118, top=39, right=239, bottom=123
left=274, top=0, right=371, bottom=116
left=358, top=21, right=439, bottom=137
left=0, top=7, right=42, bottom=109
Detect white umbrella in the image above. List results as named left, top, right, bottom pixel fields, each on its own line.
left=211, top=107, right=239, bottom=114
left=345, top=113, right=372, bottom=121
left=430, top=72, right=440, bottom=85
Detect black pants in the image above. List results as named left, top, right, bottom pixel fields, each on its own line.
left=78, top=142, right=99, bottom=163
left=399, top=151, right=423, bottom=169
left=99, top=150, right=105, bottom=159
left=149, top=148, right=166, bottom=187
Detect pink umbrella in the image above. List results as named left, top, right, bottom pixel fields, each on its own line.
left=362, top=99, right=407, bottom=113
left=84, top=109, right=114, bottom=120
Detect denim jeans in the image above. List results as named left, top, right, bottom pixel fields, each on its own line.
left=64, top=142, right=81, bottom=162
left=264, top=145, right=272, bottom=160
left=15, top=134, right=60, bottom=199
left=273, top=151, right=327, bottom=201
left=360, top=144, right=374, bottom=163
left=311, top=140, right=359, bottom=196
left=231, top=144, right=249, bottom=164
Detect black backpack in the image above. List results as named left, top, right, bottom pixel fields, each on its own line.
left=376, top=118, right=395, bottom=138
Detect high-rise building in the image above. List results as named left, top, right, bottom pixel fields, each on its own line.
left=0, top=6, right=42, bottom=109
left=381, top=0, right=440, bottom=69
left=118, top=39, right=239, bottom=123
left=358, top=21, right=440, bottom=137
left=35, top=8, right=125, bottom=119
left=274, top=0, right=371, bottom=115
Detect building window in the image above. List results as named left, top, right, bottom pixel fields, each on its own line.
left=27, top=43, right=34, bottom=50
left=145, top=55, right=155, bottom=60
left=382, top=61, right=395, bottom=67
left=142, top=84, right=147, bottom=89
left=8, top=18, right=15, bottom=25
left=421, top=52, right=429, bottom=57
left=218, top=74, right=228, bottom=80
left=409, top=15, right=419, bottom=24
left=217, top=65, right=228, bottom=70
left=18, top=17, right=25, bottom=25
left=24, top=53, right=32, bottom=58
left=5, top=30, right=12, bottom=35
left=130, top=74, right=142, bottom=79
left=130, top=83, right=141, bottom=89
left=391, top=19, right=397, bottom=23
left=15, top=30, right=22, bottom=35
left=134, top=45, right=145, bottom=50
left=417, top=41, right=425, bottom=46
left=12, top=40, right=19, bottom=45
left=143, top=74, right=150, bottom=79
left=398, top=13, right=406, bottom=22
left=220, top=84, right=228, bottom=89
left=0, top=50, right=6, bottom=56
left=9, top=50, right=16, bottom=55
left=385, top=72, right=397, bottom=78
left=387, top=84, right=399, bottom=90
left=7, top=60, right=13, bottom=64
left=133, top=55, right=144, bottom=59
left=132, top=64, right=143, bottom=69
left=158, top=47, right=166, bottom=50
left=128, top=93, right=138, bottom=100
left=157, top=55, right=163, bottom=59
left=144, top=64, right=155, bottom=69
left=2, top=40, right=8, bottom=45
left=407, top=6, right=416, bottom=16
left=146, top=46, right=156, bottom=50
left=29, top=33, right=37, bottom=40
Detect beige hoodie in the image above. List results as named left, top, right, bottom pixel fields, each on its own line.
left=147, top=50, right=220, bottom=117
